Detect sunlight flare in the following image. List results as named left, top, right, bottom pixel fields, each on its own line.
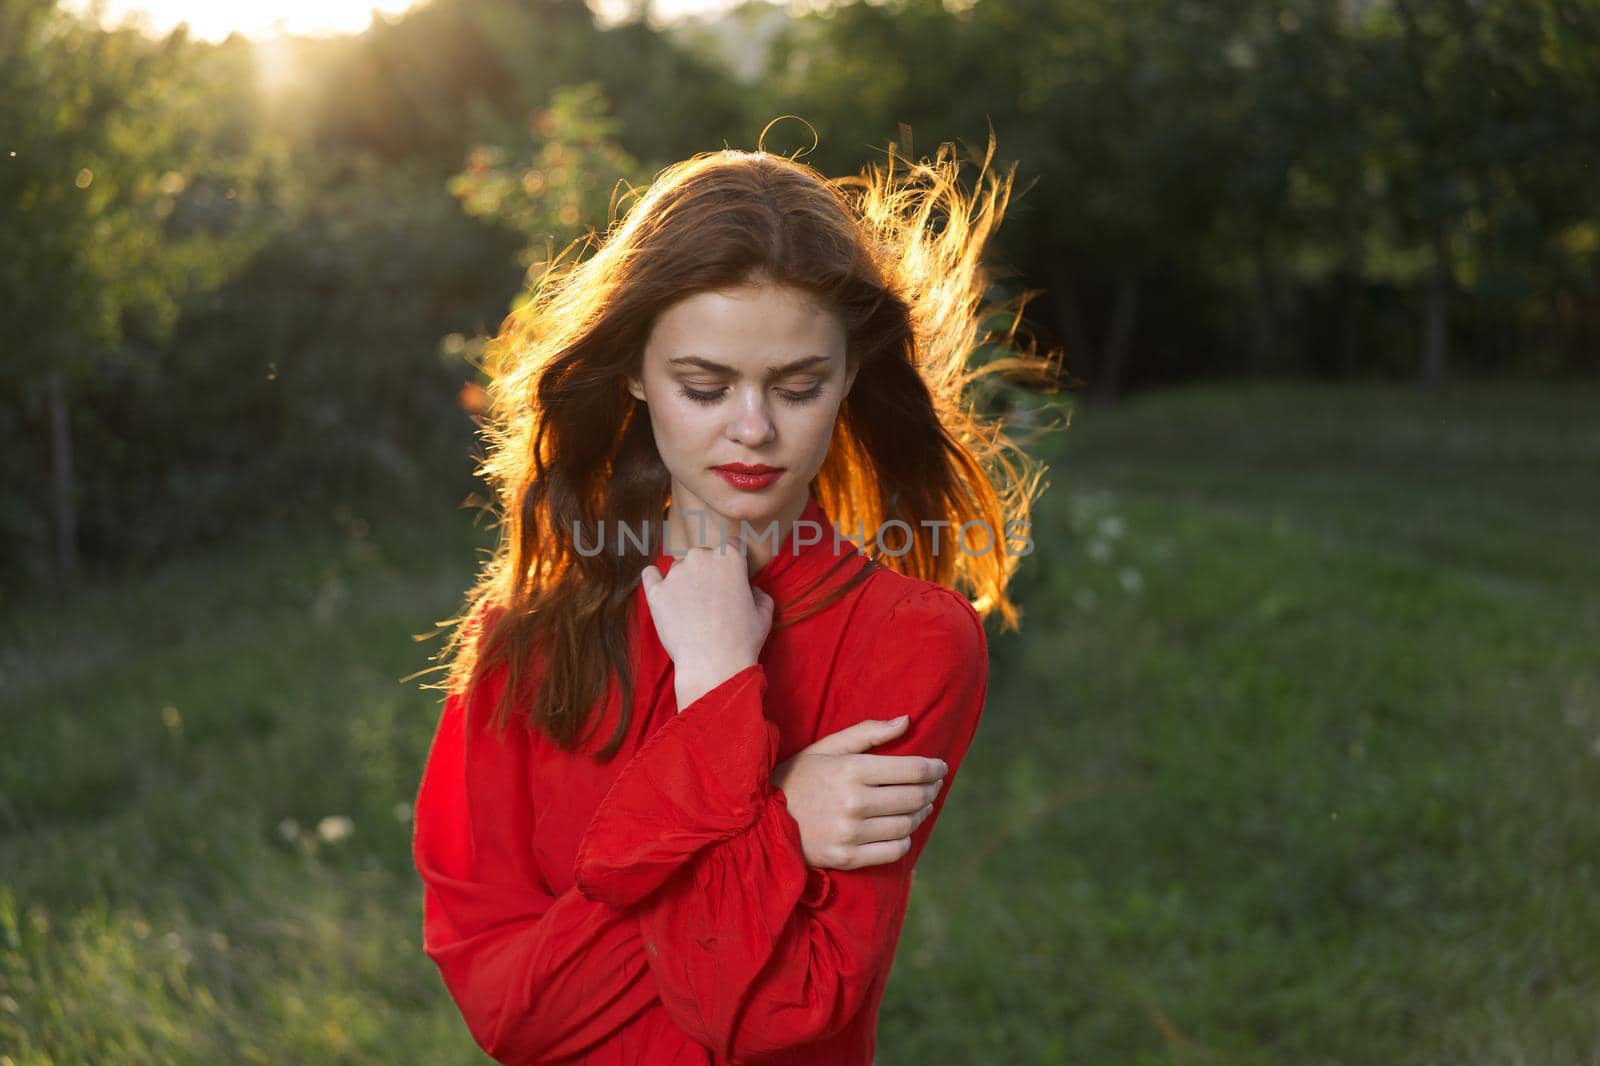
left=66, top=0, right=426, bottom=42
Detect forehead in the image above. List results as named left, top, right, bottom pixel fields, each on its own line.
left=644, top=283, right=846, bottom=371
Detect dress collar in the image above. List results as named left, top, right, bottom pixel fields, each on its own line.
left=651, top=492, right=866, bottom=604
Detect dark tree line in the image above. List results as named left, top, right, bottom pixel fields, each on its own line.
left=3, top=0, right=1596, bottom=589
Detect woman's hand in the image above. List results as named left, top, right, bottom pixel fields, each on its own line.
left=771, top=715, right=947, bottom=871
left=640, top=537, right=775, bottom=709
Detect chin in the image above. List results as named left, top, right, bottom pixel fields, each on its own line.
left=701, top=481, right=799, bottom=528
left=707, top=493, right=777, bottom=526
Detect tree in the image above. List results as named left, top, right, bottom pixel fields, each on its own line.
left=0, top=1, right=267, bottom=584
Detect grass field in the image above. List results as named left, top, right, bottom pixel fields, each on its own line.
left=3, top=380, right=1597, bottom=1064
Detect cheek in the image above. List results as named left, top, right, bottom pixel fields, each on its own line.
left=647, top=397, right=719, bottom=452
left=786, top=401, right=844, bottom=458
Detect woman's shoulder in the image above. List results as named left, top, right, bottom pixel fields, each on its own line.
left=858, top=562, right=983, bottom=621
left=825, top=568, right=990, bottom=729
left=851, top=566, right=988, bottom=666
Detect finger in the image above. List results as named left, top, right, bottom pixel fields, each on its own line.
left=851, top=804, right=934, bottom=845
left=803, top=716, right=909, bottom=756
left=641, top=565, right=661, bottom=591
left=695, top=522, right=743, bottom=560
left=850, top=753, right=948, bottom=786
left=842, top=837, right=914, bottom=870
left=853, top=781, right=943, bottom=818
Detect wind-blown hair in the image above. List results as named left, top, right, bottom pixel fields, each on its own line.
left=419, top=135, right=1058, bottom=760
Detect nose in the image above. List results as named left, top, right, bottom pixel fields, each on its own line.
left=726, top=387, right=776, bottom=447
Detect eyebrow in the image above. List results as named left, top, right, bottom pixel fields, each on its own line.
left=666, top=354, right=832, bottom=377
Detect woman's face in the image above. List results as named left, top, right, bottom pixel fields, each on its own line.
left=628, top=280, right=856, bottom=548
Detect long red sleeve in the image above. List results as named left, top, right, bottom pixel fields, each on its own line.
left=412, top=664, right=667, bottom=1064
left=573, top=586, right=989, bottom=1061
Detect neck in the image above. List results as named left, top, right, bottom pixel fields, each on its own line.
left=663, top=487, right=812, bottom=576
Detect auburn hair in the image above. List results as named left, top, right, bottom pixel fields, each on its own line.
left=417, top=133, right=1060, bottom=760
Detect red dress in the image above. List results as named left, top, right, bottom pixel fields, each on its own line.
left=412, top=493, right=990, bottom=1064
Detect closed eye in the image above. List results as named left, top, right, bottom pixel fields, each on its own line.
left=679, top=383, right=823, bottom=406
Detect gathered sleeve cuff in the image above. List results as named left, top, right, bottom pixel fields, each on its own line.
left=574, top=664, right=779, bottom=908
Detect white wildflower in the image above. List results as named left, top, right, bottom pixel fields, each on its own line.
left=317, top=815, right=355, bottom=844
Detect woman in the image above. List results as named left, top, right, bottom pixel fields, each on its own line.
left=412, top=135, right=1054, bottom=1064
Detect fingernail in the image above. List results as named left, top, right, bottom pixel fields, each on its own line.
left=892, top=715, right=909, bottom=725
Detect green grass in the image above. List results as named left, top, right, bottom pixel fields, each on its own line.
left=3, top=380, right=1598, bottom=1063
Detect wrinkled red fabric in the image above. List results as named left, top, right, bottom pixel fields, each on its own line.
left=413, top=493, right=990, bottom=1064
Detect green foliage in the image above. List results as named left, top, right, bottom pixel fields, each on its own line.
left=0, top=5, right=266, bottom=363
left=3, top=0, right=1597, bottom=586
left=0, top=4, right=280, bottom=585
left=450, top=82, right=647, bottom=276
left=754, top=0, right=1600, bottom=383
left=0, top=0, right=752, bottom=588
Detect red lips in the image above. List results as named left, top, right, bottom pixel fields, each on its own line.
left=714, top=463, right=783, bottom=474
left=712, top=464, right=784, bottom=490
